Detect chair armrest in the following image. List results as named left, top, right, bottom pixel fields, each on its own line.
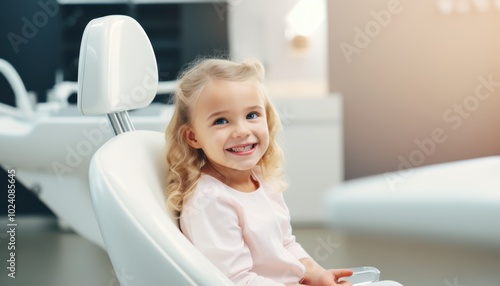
left=342, top=266, right=380, bottom=285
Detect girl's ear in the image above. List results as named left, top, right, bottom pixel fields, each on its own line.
left=183, top=126, right=202, bottom=149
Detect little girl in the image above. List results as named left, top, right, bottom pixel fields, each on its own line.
left=165, top=58, right=353, bottom=286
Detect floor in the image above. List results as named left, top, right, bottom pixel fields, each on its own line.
left=1, top=216, right=499, bottom=286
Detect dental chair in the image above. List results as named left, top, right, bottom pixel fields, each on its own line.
left=326, top=156, right=500, bottom=248
left=78, top=15, right=402, bottom=285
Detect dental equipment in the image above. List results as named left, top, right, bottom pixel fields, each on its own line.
left=0, top=58, right=35, bottom=119
left=326, top=156, right=500, bottom=248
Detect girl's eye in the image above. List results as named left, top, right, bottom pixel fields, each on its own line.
left=214, top=118, right=228, bottom=125
left=247, top=112, right=258, bottom=120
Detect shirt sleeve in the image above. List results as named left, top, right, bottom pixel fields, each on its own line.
left=275, top=193, right=311, bottom=260
left=181, top=190, right=286, bottom=286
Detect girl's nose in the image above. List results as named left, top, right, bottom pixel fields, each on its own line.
left=232, top=121, right=251, bottom=138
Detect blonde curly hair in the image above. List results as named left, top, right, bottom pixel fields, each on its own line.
left=165, top=58, right=286, bottom=212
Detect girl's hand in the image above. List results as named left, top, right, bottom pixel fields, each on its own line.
left=309, top=268, right=354, bottom=286
left=300, top=258, right=353, bottom=286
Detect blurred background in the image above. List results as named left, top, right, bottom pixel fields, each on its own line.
left=1, top=0, right=500, bottom=285
left=329, top=0, right=500, bottom=180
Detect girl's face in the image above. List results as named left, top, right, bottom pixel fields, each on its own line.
left=184, top=79, right=270, bottom=173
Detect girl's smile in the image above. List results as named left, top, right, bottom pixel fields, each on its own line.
left=226, top=143, right=257, bottom=155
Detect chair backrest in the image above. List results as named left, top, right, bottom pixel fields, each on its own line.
left=89, top=130, right=233, bottom=285
left=78, top=15, right=233, bottom=285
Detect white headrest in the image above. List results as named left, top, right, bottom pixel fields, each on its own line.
left=77, top=15, right=158, bottom=115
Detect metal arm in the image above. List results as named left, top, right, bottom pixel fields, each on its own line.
left=107, top=111, right=135, bottom=136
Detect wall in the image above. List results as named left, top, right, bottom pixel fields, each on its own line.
left=0, top=1, right=61, bottom=103
left=228, top=0, right=329, bottom=97
left=328, top=0, right=500, bottom=179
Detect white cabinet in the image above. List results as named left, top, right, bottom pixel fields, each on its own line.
left=272, top=95, right=343, bottom=224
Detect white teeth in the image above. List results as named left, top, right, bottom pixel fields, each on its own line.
left=229, top=144, right=253, bottom=152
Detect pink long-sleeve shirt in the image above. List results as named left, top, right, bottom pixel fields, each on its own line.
left=180, top=173, right=310, bottom=286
